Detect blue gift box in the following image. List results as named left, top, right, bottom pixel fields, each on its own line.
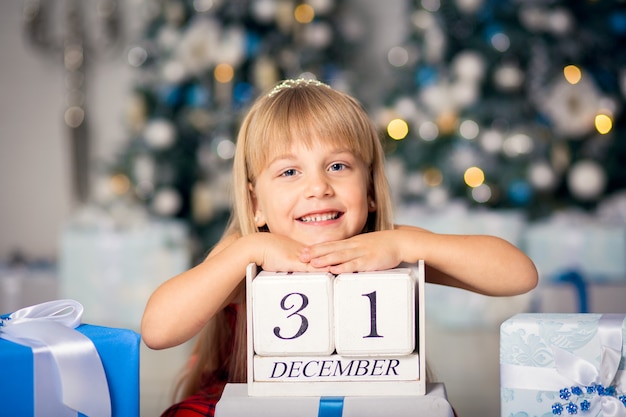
left=500, top=313, right=626, bottom=416
left=0, top=322, right=140, bottom=417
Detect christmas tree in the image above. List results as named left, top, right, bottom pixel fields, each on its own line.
left=104, top=0, right=360, bottom=258
left=379, top=0, right=626, bottom=219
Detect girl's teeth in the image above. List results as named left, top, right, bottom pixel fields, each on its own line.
left=301, top=213, right=338, bottom=222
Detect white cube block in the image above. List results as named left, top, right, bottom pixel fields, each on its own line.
left=252, top=271, right=334, bottom=356
left=334, top=269, right=416, bottom=356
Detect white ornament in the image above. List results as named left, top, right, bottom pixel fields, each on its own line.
left=451, top=51, right=486, bottom=83
left=161, top=60, right=187, bottom=84
left=547, top=8, right=574, bottom=35
left=455, top=0, right=484, bottom=14
left=177, top=18, right=220, bottom=75
left=528, top=161, right=557, bottom=191
left=144, top=119, right=176, bottom=149
left=451, top=80, right=480, bottom=108
left=493, top=63, right=525, bottom=91
left=502, top=133, right=534, bottom=157
left=133, top=154, right=155, bottom=184
left=540, top=76, right=601, bottom=138
left=426, top=187, right=449, bottom=208
left=251, top=0, right=277, bottom=23
left=307, top=0, right=335, bottom=15
left=480, top=128, right=504, bottom=154
left=157, top=26, right=181, bottom=52
left=303, top=22, right=333, bottom=49
left=567, top=160, right=607, bottom=201
left=215, top=25, right=246, bottom=66
left=152, top=188, right=182, bottom=216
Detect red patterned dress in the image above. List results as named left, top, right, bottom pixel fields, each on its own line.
left=159, top=304, right=238, bottom=417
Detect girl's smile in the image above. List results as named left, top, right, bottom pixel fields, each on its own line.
left=298, top=211, right=342, bottom=223
left=250, top=139, right=372, bottom=245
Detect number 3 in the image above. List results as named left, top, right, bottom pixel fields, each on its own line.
left=273, top=292, right=309, bottom=340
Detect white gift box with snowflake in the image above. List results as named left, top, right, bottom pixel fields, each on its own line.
left=500, top=314, right=626, bottom=417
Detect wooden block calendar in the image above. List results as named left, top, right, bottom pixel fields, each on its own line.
left=246, top=261, right=426, bottom=397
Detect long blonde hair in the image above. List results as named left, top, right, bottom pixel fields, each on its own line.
left=175, top=79, right=394, bottom=400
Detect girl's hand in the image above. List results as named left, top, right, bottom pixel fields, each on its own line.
left=252, top=232, right=331, bottom=273
left=300, top=230, right=408, bottom=274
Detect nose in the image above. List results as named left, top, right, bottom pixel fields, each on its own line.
left=305, top=170, right=333, bottom=198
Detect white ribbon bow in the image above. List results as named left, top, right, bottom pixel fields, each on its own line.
left=552, top=314, right=626, bottom=417
left=0, top=300, right=111, bottom=417
left=501, top=314, right=626, bottom=417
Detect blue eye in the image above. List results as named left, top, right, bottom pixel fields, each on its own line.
left=281, top=169, right=297, bottom=177
left=329, top=163, right=346, bottom=171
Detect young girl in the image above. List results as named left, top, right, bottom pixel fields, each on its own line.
left=141, top=78, right=538, bottom=416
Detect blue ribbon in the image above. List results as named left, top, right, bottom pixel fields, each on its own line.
left=555, top=270, right=588, bottom=313
left=318, top=397, right=344, bottom=417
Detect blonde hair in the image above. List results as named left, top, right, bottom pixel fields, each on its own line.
left=175, top=80, right=394, bottom=400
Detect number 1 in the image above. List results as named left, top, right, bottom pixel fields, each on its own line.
left=362, top=291, right=383, bottom=338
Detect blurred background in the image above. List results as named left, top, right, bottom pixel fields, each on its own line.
left=1, top=0, right=626, bottom=415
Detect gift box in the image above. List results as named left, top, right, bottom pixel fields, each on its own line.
left=0, top=300, right=140, bottom=417
left=531, top=281, right=626, bottom=314
left=396, top=204, right=532, bottom=329
left=215, top=383, right=455, bottom=417
left=500, top=313, right=626, bottom=416
left=59, top=214, right=190, bottom=330
left=524, top=214, right=626, bottom=284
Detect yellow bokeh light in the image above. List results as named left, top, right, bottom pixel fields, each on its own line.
left=214, top=63, right=234, bottom=83
left=387, top=118, right=409, bottom=140
left=563, top=65, right=582, bottom=85
left=595, top=113, right=613, bottom=134
left=423, top=167, right=443, bottom=187
left=294, top=4, right=315, bottom=23
left=110, top=173, right=131, bottom=195
left=436, top=111, right=458, bottom=135
left=464, top=166, right=485, bottom=188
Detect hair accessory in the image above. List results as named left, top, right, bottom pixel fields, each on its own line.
left=268, top=78, right=331, bottom=97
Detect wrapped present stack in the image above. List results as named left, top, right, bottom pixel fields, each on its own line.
left=215, top=262, right=455, bottom=417
left=59, top=205, right=191, bottom=330
left=395, top=203, right=532, bottom=328
left=525, top=203, right=626, bottom=314
left=0, top=300, right=140, bottom=417
left=500, top=313, right=626, bottom=416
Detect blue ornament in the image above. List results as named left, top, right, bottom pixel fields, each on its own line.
left=560, top=388, right=571, bottom=400
left=415, top=66, right=438, bottom=86
left=186, top=84, right=210, bottom=107
left=552, top=403, right=564, bottom=415
left=609, top=12, right=626, bottom=35
left=571, top=386, right=582, bottom=396
left=246, top=32, right=262, bottom=57
left=234, top=82, right=254, bottom=106
left=507, top=180, right=533, bottom=205
left=159, top=85, right=183, bottom=108
left=483, top=23, right=504, bottom=43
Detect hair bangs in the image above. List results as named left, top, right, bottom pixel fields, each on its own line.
left=244, top=86, right=377, bottom=183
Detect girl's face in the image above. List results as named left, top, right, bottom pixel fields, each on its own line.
left=250, top=138, right=373, bottom=245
